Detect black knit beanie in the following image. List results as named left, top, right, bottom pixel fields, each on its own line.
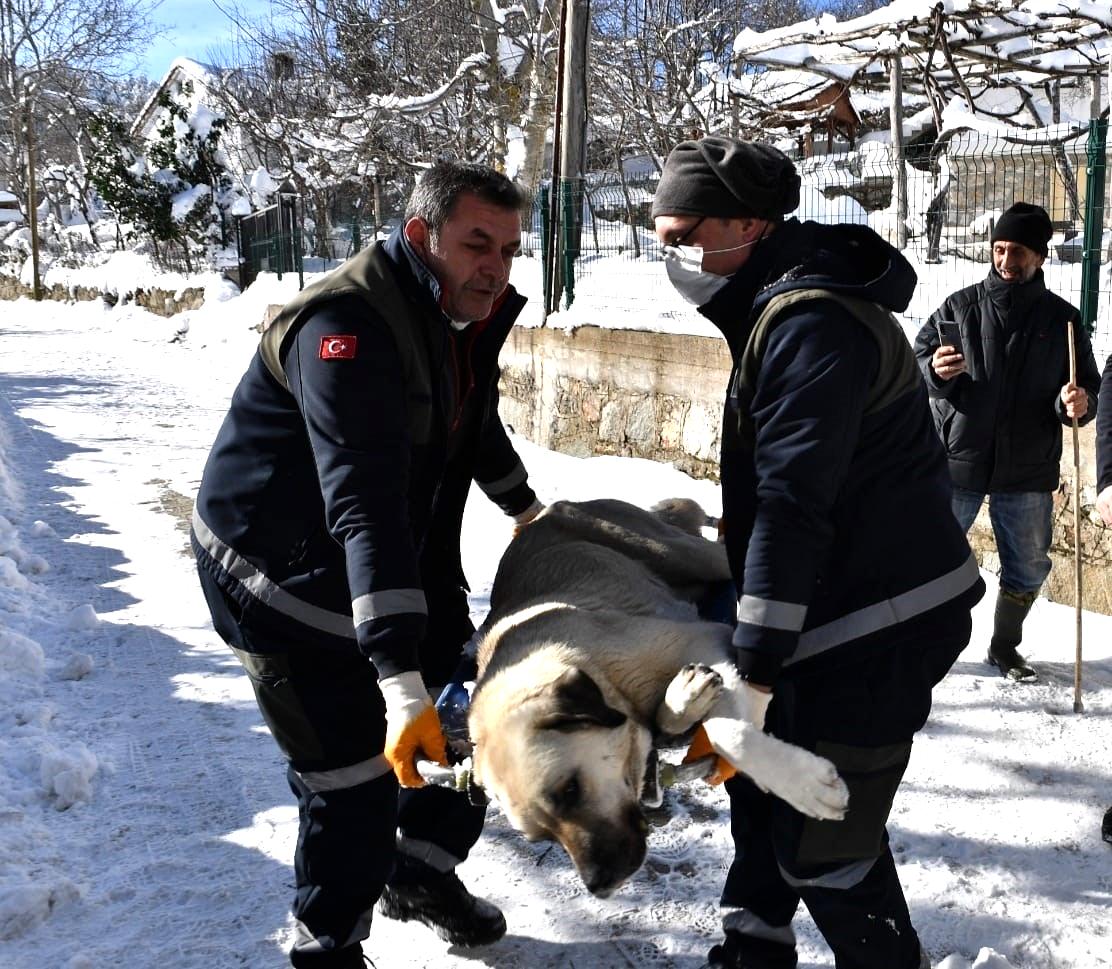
left=991, top=202, right=1053, bottom=258
left=651, top=136, right=801, bottom=221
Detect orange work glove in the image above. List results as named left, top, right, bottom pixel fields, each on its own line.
left=682, top=724, right=737, bottom=786
left=380, top=671, right=449, bottom=788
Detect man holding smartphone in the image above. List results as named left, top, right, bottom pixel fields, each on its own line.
left=913, top=202, right=1101, bottom=681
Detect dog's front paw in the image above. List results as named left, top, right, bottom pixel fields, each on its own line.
left=756, top=740, right=849, bottom=821
left=656, top=663, right=724, bottom=734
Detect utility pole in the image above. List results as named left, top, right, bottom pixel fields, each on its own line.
left=550, top=0, right=589, bottom=312
left=23, top=90, right=41, bottom=300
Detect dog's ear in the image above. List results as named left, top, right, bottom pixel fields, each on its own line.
left=535, top=668, right=627, bottom=732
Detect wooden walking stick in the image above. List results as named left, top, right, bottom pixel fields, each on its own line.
left=1068, top=321, right=1083, bottom=714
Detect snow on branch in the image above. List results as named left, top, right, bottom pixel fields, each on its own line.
left=331, top=52, right=490, bottom=119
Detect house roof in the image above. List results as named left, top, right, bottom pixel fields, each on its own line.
left=131, top=57, right=223, bottom=140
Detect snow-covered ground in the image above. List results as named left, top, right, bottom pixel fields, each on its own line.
left=0, top=280, right=1110, bottom=969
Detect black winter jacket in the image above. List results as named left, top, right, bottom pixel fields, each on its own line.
left=699, top=218, right=983, bottom=687
left=192, top=230, right=536, bottom=681
left=913, top=268, right=1100, bottom=494
left=1099, top=353, right=1112, bottom=493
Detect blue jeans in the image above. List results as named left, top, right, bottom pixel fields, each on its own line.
left=950, top=487, right=1052, bottom=595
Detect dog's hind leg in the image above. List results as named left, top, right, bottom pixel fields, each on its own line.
left=655, top=663, right=723, bottom=734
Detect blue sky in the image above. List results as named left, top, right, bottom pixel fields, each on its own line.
left=136, top=0, right=271, bottom=80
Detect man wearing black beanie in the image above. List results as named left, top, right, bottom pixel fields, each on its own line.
left=653, top=135, right=983, bottom=969
left=914, top=202, right=1100, bottom=684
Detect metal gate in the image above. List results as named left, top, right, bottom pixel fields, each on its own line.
left=236, top=194, right=304, bottom=289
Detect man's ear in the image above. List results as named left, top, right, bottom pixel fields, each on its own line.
left=404, top=216, right=429, bottom=251
left=738, top=216, right=770, bottom=245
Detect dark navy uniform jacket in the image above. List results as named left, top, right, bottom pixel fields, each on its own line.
left=699, top=218, right=984, bottom=687
left=192, top=229, right=536, bottom=682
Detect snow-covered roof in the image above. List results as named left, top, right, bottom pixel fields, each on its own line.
left=734, top=1, right=1112, bottom=95
left=131, top=58, right=225, bottom=141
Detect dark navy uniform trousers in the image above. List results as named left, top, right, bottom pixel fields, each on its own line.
left=199, top=569, right=485, bottom=954
left=720, top=609, right=970, bottom=969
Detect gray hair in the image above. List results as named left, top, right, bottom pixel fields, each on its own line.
left=404, top=160, right=528, bottom=234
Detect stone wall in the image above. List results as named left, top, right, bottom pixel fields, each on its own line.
left=499, top=324, right=1112, bottom=615
left=0, top=273, right=206, bottom=317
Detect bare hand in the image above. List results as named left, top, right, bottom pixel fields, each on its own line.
left=1060, top=383, right=1088, bottom=420
left=931, top=345, right=966, bottom=381
left=1097, top=485, right=1112, bottom=526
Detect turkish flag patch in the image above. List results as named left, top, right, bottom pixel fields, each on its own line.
left=319, top=335, right=358, bottom=360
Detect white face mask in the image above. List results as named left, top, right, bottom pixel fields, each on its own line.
left=662, top=237, right=762, bottom=306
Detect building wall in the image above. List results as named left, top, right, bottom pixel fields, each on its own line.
left=499, top=324, right=1112, bottom=615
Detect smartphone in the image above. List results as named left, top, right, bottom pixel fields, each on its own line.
left=935, top=320, right=964, bottom=356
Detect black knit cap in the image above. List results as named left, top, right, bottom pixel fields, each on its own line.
left=651, top=135, right=801, bottom=221
left=991, top=202, right=1053, bottom=258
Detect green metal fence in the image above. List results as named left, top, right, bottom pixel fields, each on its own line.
left=538, top=130, right=1112, bottom=353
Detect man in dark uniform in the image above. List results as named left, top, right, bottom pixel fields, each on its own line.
left=652, top=135, right=983, bottom=969
left=191, top=161, right=542, bottom=968
left=914, top=202, right=1100, bottom=681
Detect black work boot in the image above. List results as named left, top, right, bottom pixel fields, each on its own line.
left=986, top=588, right=1038, bottom=682
left=1102, top=806, right=1112, bottom=845
left=289, top=937, right=375, bottom=968
left=378, top=854, right=506, bottom=947
left=699, top=930, right=797, bottom=969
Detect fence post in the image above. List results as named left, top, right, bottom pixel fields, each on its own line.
left=539, top=184, right=551, bottom=317
left=292, top=195, right=304, bottom=291
left=275, top=202, right=285, bottom=283
left=888, top=55, right=908, bottom=251
left=234, top=214, right=245, bottom=289
left=1079, top=115, right=1108, bottom=337
left=560, top=177, right=580, bottom=308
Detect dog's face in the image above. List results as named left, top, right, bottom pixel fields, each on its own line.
left=471, top=666, right=654, bottom=897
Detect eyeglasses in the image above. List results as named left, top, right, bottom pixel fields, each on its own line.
left=672, top=217, right=706, bottom=247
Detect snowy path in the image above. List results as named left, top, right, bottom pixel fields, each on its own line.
left=0, top=297, right=1110, bottom=969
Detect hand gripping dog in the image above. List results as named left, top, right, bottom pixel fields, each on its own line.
left=380, top=670, right=449, bottom=787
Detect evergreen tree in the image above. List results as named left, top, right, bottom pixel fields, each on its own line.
left=86, top=83, right=236, bottom=271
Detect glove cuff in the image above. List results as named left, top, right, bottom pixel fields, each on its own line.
left=743, top=682, right=773, bottom=731
left=380, top=670, right=431, bottom=720
left=513, top=498, right=544, bottom=524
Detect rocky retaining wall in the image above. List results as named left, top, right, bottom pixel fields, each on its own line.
left=0, top=273, right=205, bottom=317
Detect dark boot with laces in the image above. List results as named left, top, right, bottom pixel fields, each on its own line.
left=378, top=854, right=506, bottom=947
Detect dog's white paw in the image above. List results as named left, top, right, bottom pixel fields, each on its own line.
left=702, top=719, right=849, bottom=821
left=657, top=663, right=724, bottom=734
left=750, top=737, right=849, bottom=821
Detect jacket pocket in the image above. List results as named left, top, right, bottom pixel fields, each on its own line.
left=795, top=739, right=912, bottom=866
left=229, top=647, right=326, bottom=763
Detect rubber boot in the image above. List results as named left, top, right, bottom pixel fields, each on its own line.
left=987, top=588, right=1038, bottom=682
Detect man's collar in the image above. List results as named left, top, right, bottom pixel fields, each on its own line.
left=384, top=226, right=445, bottom=314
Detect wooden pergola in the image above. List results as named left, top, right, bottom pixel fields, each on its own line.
left=732, top=0, right=1112, bottom=246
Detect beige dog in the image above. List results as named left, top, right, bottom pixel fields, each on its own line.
left=468, top=498, right=849, bottom=897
